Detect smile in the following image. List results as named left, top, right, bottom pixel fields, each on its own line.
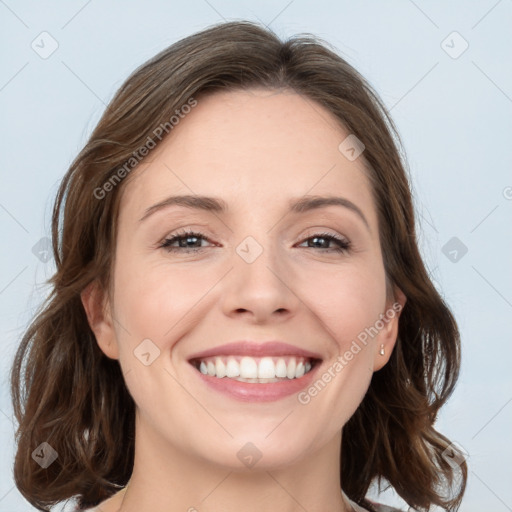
left=191, top=355, right=317, bottom=382
left=187, top=340, right=323, bottom=402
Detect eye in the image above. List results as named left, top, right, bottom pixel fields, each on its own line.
left=296, top=232, right=351, bottom=254
left=159, top=230, right=352, bottom=254
left=159, top=230, right=213, bottom=253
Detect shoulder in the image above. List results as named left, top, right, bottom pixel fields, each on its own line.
left=73, top=502, right=109, bottom=512
left=77, top=504, right=114, bottom=512
left=370, top=503, right=406, bottom=512
left=73, top=487, right=126, bottom=512
left=348, top=494, right=405, bottom=512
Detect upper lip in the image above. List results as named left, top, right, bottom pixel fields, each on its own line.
left=188, top=341, right=323, bottom=361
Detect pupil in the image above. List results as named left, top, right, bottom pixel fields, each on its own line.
left=312, top=237, right=326, bottom=248
left=181, top=236, right=198, bottom=247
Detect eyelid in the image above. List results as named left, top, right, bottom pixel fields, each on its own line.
left=158, top=227, right=352, bottom=254
left=158, top=227, right=348, bottom=245
left=299, top=226, right=349, bottom=241
left=158, top=227, right=216, bottom=249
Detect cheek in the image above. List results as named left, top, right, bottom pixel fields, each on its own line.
left=296, top=264, right=386, bottom=426
left=299, top=262, right=387, bottom=350
left=112, top=255, right=218, bottom=349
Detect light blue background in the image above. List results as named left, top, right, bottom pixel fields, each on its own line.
left=1, top=1, right=511, bottom=511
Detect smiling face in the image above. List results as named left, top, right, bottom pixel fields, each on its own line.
left=83, top=87, right=405, bottom=471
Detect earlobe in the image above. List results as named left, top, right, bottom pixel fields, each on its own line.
left=80, top=280, right=119, bottom=360
left=373, top=287, right=407, bottom=372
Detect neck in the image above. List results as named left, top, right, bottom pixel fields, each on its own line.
left=114, top=412, right=353, bottom=512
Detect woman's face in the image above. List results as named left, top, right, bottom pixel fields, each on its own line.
left=86, top=88, right=404, bottom=470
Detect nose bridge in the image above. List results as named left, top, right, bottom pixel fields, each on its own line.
left=234, top=232, right=285, bottom=289
left=221, top=230, right=298, bottom=320
left=230, top=201, right=282, bottom=274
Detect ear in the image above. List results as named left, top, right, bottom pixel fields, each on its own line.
left=373, top=286, right=407, bottom=372
left=81, top=280, right=119, bottom=359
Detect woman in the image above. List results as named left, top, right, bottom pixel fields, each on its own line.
left=10, top=20, right=467, bottom=512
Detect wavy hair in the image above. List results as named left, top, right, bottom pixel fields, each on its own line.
left=10, top=20, right=467, bottom=511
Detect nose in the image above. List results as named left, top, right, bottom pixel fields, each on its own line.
left=220, top=238, right=300, bottom=325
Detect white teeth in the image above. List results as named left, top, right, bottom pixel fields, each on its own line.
left=237, top=377, right=280, bottom=383
left=207, top=360, right=216, bottom=376
left=215, top=357, right=226, bottom=378
left=196, top=355, right=315, bottom=381
left=275, top=358, right=287, bottom=378
left=258, top=357, right=275, bottom=379
left=295, top=361, right=305, bottom=378
left=286, top=358, right=296, bottom=379
left=226, top=357, right=240, bottom=378
left=240, top=357, right=258, bottom=378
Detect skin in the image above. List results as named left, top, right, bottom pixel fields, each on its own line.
left=82, top=88, right=406, bottom=512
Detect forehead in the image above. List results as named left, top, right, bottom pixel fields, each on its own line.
left=119, top=88, right=377, bottom=229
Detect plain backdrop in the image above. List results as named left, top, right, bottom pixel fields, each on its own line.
left=1, top=1, right=511, bottom=511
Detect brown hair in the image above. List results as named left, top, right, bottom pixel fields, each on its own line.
left=10, top=20, right=467, bottom=511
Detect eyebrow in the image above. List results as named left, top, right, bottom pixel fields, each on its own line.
left=139, top=194, right=370, bottom=230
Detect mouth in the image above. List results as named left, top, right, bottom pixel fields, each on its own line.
left=187, top=341, right=323, bottom=402
left=189, top=355, right=320, bottom=383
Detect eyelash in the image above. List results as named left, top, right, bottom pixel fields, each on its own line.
left=159, top=229, right=352, bottom=254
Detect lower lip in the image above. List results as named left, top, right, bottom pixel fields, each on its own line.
left=191, top=363, right=321, bottom=402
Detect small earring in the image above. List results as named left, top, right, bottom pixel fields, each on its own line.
left=379, top=344, right=385, bottom=356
